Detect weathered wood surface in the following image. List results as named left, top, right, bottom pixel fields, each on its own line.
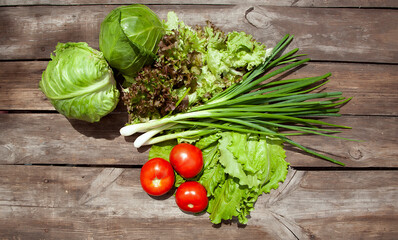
left=0, top=165, right=396, bottom=239
left=1, top=61, right=397, bottom=116
left=1, top=0, right=398, bottom=7
left=1, top=5, right=397, bottom=63
left=0, top=2, right=397, bottom=239
left=1, top=113, right=397, bottom=167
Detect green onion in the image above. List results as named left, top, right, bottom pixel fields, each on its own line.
left=120, top=34, right=353, bottom=165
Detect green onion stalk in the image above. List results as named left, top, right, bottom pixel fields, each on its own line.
left=120, top=34, right=355, bottom=166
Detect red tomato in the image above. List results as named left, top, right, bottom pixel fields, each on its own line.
left=140, top=158, right=175, bottom=196
left=169, top=143, right=203, bottom=179
left=175, top=181, right=208, bottom=213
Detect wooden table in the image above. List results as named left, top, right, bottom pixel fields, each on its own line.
left=1, top=1, right=397, bottom=239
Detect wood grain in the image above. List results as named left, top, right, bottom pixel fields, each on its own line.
left=0, top=5, right=397, bottom=63
left=0, top=61, right=52, bottom=111
left=1, top=113, right=397, bottom=167
left=1, top=0, right=397, bottom=8
left=0, top=165, right=396, bottom=239
left=1, top=61, right=397, bottom=116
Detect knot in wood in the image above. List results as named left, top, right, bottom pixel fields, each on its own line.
left=349, top=147, right=364, bottom=161
left=245, top=7, right=272, bottom=29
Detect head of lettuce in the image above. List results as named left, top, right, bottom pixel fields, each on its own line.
left=39, top=42, right=120, bottom=123
left=99, top=4, right=165, bottom=86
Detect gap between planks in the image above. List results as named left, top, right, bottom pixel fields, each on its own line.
left=0, top=0, right=397, bottom=8
left=7, top=163, right=398, bottom=172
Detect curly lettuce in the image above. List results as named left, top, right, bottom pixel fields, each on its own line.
left=122, top=11, right=271, bottom=123
left=164, top=11, right=271, bottom=104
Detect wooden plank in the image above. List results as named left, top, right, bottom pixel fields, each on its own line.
left=0, top=113, right=137, bottom=165
left=1, top=113, right=397, bottom=167
left=261, top=169, right=398, bottom=239
left=1, top=61, right=397, bottom=116
left=0, top=61, right=128, bottom=112
left=284, top=62, right=398, bottom=116
left=1, top=0, right=397, bottom=8
left=0, top=61, right=52, bottom=111
left=0, top=165, right=396, bottom=239
left=0, top=5, right=397, bottom=63
left=287, top=115, right=398, bottom=168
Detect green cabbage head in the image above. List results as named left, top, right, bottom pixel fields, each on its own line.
left=39, top=42, right=120, bottom=123
left=99, top=4, right=165, bottom=86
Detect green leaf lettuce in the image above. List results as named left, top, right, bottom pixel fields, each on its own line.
left=148, top=131, right=289, bottom=224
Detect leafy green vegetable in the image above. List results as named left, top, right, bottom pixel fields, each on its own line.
left=99, top=4, right=165, bottom=86
left=39, top=42, right=120, bottom=123
left=204, top=132, right=288, bottom=224
left=121, top=11, right=270, bottom=123
left=164, top=11, right=270, bottom=104
left=148, top=132, right=288, bottom=224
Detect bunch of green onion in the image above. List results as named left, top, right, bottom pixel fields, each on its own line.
left=120, top=34, right=354, bottom=166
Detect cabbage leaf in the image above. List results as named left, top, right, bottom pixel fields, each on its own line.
left=99, top=4, right=165, bottom=85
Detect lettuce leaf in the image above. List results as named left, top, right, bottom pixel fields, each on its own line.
left=207, top=177, right=246, bottom=223
left=148, top=131, right=289, bottom=224
left=207, top=132, right=288, bottom=224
